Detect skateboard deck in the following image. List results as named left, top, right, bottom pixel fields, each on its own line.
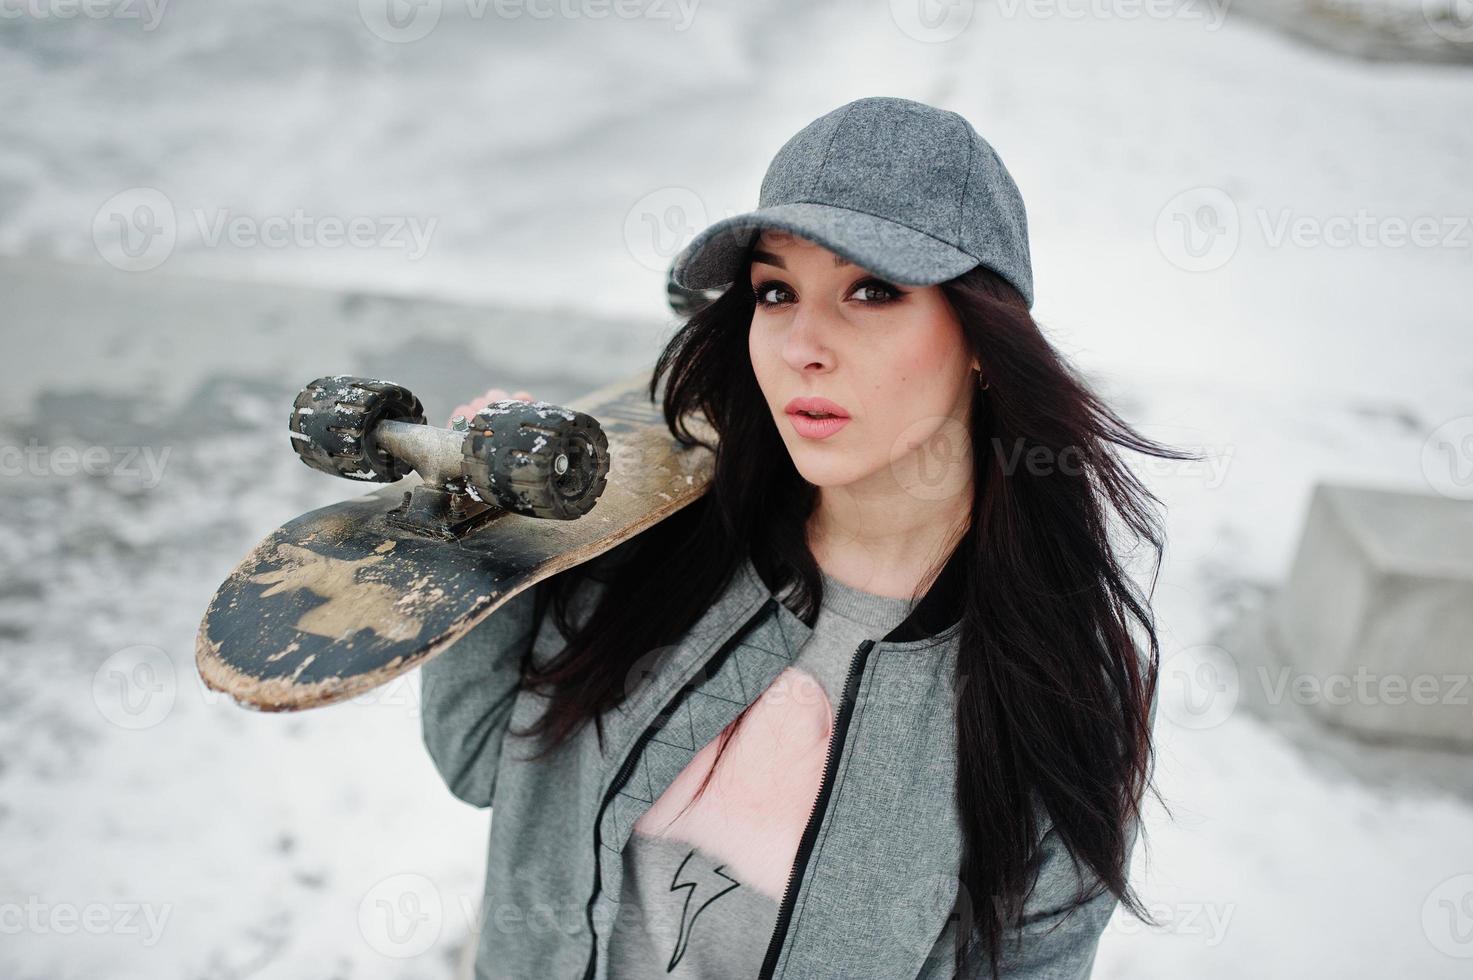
left=196, top=372, right=714, bottom=711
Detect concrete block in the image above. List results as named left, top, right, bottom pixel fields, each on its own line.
left=1273, top=482, right=1473, bottom=749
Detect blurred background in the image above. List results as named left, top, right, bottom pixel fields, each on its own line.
left=3, top=0, right=1472, bottom=977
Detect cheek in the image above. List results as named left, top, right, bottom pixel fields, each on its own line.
left=856, top=322, right=968, bottom=459
left=747, top=321, right=773, bottom=390
left=866, top=320, right=959, bottom=403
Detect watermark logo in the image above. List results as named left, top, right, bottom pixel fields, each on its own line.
left=890, top=0, right=975, bottom=42
left=1422, top=416, right=1473, bottom=501
left=1109, top=899, right=1235, bottom=946
left=348, top=671, right=423, bottom=718
left=1422, top=873, right=1473, bottom=958
left=360, top=0, right=700, bottom=43
left=1422, top=0, right=1473, bottom=43
left=359, top=873, right=443, bottom=957
left=92, top=188, right=438, bottom=272
left=990, top=0, right=1231, bottom=28
left=1256, top=666, right=1471, bottom=711
left=1257, top=208, right=1473, bottom=250
left=0, top=897, right=172, bottom=945
left=0, top=440, right=172, bottom=488
left=358, top=0, right=443, bottom=43
left=93, top=187, right=176, bottom=273
left=1160, top=643, right=1239, bottom=730
left=1157, top=186, right=1473, bottom=272
left=1155, top=186, right=1240, bottom=273
left=0, top=0, right=170, bottom=31
left=623, top=186, right=709, bottom=274
left=890, top=415, right=972, bottom=502
left=93, top=645, right=177, bottom=730
left=194, top=209, right=437, bottom=260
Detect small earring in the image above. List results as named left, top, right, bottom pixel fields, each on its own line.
left=977, top=371, right=990, bottom=391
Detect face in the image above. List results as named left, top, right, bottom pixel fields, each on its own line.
left=747, top=229, right=979, bottom=499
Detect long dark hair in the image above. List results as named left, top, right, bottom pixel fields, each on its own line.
left=510, top=256, right=1194, bottom=976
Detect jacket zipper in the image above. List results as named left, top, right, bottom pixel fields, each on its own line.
left=757, top=637, right=877, bottom=979
left=581, top=596, right=779, bottom=980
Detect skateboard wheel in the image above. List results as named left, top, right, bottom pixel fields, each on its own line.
left=290, top=376, right=426, bottom=482
left=461, top=400, right=610, bottom=520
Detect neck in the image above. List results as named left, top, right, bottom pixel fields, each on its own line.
left=807, top=457, right=973, bottom=601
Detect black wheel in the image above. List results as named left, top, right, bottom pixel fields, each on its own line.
left=290, top=376, right=426, bottom=482
left=460, top=400, right=610, bottom=519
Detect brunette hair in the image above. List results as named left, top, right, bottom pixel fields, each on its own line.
left=511, top=255, right=1193, bottom=976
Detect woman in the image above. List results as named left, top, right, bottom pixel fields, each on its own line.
left=425, top=96, right=1191, bottom=979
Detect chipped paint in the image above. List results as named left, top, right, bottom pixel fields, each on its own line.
left=196, top=373, right=717, bottom=712
left=247, top=543, right=425, bottom=643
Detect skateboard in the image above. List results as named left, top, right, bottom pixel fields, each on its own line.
left=195, top=371, right=715, bottom=712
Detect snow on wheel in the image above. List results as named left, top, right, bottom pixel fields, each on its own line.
left=460, top=399, right=610, bottom=520
left=289, top=376, right=426, bottom=482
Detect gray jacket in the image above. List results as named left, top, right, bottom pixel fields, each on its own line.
left=421, top=542, right=1133, bottom=979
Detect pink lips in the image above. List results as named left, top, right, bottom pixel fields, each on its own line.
left=783, top=396, right=851, bottom=440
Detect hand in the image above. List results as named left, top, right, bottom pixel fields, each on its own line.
left=448, top=387, right=534, bottom=426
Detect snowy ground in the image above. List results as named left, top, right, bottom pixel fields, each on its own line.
left=2, top=1, right=1472, bottom=977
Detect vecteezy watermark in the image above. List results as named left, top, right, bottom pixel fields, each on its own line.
left=994, top=0, right=1230, bottom=27
left=360, top=872, right=593, bottom=954
left=357, top=0, right=700, bottom=43
left=1159, top=643, right=1240, bottom=731
left=93, top=645, right=177, bottom=730
left=93, top=188, right=175, bottom=272
left=92, top=187, right=437, bottom=272
left=1256, top=208, right=1473, bottom=250
left=1, top=440, right=171, bottom=488
left=890, top=0, right=1231, bottom=41
left=622, top=186, right=712, bottom=274
left=622, top=188, right=787, bottom=276
left=888, top=0, right=976, bottom=43
left=1156, top=186, right=1473, bottom=272
left=890, top=416, right=972, bottom=503
left=1162, top=637, right=1473, bottom=731
left=359, top=873, right=443, bottom=957
left=1256, top=665, right=1472, bottom=711
left=0, top=0, right=169, bottom=30
left=1423, top=872, right=1473, bottom=958
left=1422, top=415, right=1473, bottom=501
left=348, top=671, right=424, bottom=717
left=987, top=437, right=1233, bottom=489
left=365, top=872, right=741, bottom=951
left=1155, top=187, right=1242, bottom=273
left=1423, top=0, right=1473, bottom=44
left=1108, top=899, right=1236, bottom=947
left=0, top=897, right=172, bottom=946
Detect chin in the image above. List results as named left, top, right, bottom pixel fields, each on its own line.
left=784, top=448, right=869, bottom=489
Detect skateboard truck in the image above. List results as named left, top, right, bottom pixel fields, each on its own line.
left=288, top=376, right=611, bottom=541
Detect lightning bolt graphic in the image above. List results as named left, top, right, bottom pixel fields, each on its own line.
left=666, top=848, right=740, bottom=971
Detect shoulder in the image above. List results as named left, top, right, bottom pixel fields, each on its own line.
left=523, top=522, right=654, bottom=664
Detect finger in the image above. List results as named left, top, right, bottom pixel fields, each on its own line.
left=512, top=390, right=533, bottom=401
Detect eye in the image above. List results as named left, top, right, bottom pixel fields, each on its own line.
left=848, top=278, right=905, bottom=305
left=752, top=280, right=794, bottom=308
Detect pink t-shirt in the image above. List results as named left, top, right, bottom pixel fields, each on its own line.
left=606, top=570, right=916, bottom=977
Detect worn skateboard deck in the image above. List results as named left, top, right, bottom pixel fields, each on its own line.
left=196, top=372, right=714, bottom=711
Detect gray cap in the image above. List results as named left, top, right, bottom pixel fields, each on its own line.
left=669, top=96, right=1034, bottom=307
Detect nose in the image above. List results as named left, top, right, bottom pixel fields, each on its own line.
left=780, top=304, right=839, bottom=374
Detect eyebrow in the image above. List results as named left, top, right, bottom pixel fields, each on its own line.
left=749, top=248, right=853, bottom=271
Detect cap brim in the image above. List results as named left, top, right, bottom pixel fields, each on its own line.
left=669, top=202, right=980, bottom=291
